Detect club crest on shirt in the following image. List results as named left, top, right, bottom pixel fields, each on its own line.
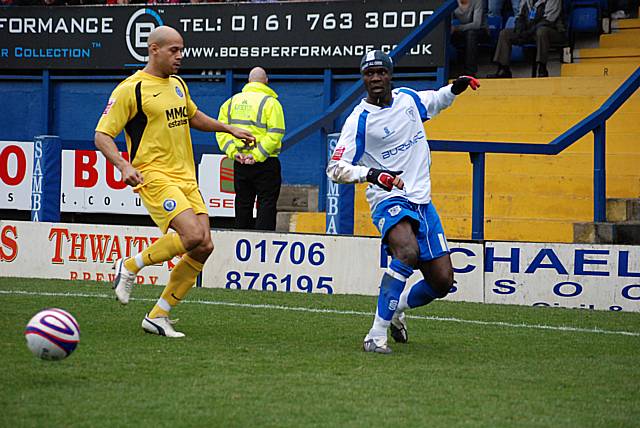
left=388, top=205, right=401, bottom=216
left=163, top=199, right=177, bottom=212
left=378, top=218, right=385, bottom=230
left=382, top=127, right=396, bottom=140
left=405, top=107, right=416, bottom=122
left=175, top=86, right=184, bottom=98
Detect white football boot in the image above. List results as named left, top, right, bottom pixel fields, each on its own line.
left=363, top=334, right=392, bottom=354
left=390, top=311, right=408, bottom=343
left=112, top=258, right=136, bottom=305
left=141, top=314, right=185, bottom=338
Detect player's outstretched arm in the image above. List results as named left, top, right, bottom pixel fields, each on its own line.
left=94, top=131, right=143, bottom=187
left=190, top=110, right=256, bottom=143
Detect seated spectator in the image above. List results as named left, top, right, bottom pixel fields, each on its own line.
left=487, top=0, right=565, bottom=78
left=488, top=0, right=520, bottom=18
left=451, top=0, right=489, bottom=77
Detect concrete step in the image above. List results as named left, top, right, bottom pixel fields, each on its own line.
left=431, top=112, right=640, bottom=133
left=574, top=221, right=640, bottom=244
left=434, top=193, right=592, bottom=220
left=277, top=185, right=318, bottom=212
left=429, top=131, right=640, bottom=150
left=599, top=32, right=640, bottom=48
left=561, top=62, right=640, bottom=77
left=429, top=152, right=640, bottom=176
left=612, top=18, right=640, bottom=29
left=432, top=172, right=640, bottom=199
left=460, top=75, right=629, bottom=96
left=613, top=28, right=640, bottom=37
left=575, top=47, right=640, bottom=60
left=578, top=56, right=640, bottom=63
left=607, top=198, right=640, bottom=222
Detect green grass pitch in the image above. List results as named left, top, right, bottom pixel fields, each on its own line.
left=2, top=277, right=639, bottom=427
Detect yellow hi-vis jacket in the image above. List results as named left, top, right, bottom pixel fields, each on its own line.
left=216, top=82, right=285, bottom=162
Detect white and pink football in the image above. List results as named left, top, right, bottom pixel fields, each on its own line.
left=24, top=308, right=80, bottom=361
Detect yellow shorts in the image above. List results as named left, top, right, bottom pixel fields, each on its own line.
left=135, top=173, right=208, bottom=234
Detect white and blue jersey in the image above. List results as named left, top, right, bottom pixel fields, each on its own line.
left=327, top=84, right=456, bottom=260
left=327, top=84, right=456, bottom=213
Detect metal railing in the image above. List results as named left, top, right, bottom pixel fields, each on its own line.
left=429, top=66, right=640, bottom=240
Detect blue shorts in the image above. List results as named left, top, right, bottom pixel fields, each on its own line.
left=372, top=197, right=450, bottom=262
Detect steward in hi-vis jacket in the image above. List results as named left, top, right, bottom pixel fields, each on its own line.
left=216, top=67, right=285, bottom=230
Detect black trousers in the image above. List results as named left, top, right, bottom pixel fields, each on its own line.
left=234, top=157, right=281, bottom=230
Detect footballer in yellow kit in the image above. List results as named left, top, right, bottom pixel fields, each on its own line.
left=94, top=26, right=255, bottom=338
left=96, top=70, right=205, bottom=233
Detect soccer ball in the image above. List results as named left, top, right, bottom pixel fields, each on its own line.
left=24, top=308, right=80, bottom=361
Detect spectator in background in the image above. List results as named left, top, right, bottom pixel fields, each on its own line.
left=487, top=0, right=565, bottom=78
left=489, top=0, right=520, bottom=18
left=216, top=67, right=285, bottom=231
left=451, top=0, right=489, bottom=77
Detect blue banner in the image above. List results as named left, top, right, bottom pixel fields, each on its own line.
left=326, top=133, right=354, bottom=235
left=31, top=136, right=61, bottom=222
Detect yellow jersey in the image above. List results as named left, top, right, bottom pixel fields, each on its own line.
left=96, top=70, right=198, bottom=183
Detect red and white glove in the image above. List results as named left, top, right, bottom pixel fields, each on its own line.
left=366, top=168, right=404, bottom=192
left=451, top=75, right=480, bottom=95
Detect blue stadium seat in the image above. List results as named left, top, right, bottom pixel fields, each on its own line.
left=485, top=15, right=504, bottom=47
left=569, top=3, right=601, bottom=34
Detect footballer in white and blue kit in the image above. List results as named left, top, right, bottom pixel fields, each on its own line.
left=327, top=50, right=480, bottom=354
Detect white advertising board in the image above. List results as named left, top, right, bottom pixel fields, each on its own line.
left=484, top=242, right=640, bottom=312
left=200, top=230, right=485, bottom=301
left=198, top=153, right=246, bottom=217
left=60, top=151, right=237, bottom=217
left=0, top=220, right=176, bottom=286
left=0, top=141, right=34, bottom=210
left=60, top=149, right=147, bottom=214
left=2, top=220, right=638, bottom=312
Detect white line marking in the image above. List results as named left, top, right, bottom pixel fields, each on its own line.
left=2, top=289, right=639, bottom=337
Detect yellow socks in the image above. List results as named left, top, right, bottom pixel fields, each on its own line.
left=148, top=255, right=204, bottom=319
left=124, top=232, right=186, bottom=274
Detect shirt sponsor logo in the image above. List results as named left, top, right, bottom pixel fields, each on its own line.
left=381, top=130, right=424, bottom=159
left=165, top=106, right=189, bottom=128
left=331, top=146, right=346, bottom=161
left=102, top=98, right=116, bottom=115
left=163, top=199, right=177, bottom=212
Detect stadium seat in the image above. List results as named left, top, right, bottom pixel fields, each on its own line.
left=568, top=0, right=604, bottom=41
left=482, top=15, right=504, bottom=48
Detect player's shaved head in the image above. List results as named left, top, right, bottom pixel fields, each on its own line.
left=248, top=67, right=268, bottom=84
left=147, top=26, right=182, bottom=48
